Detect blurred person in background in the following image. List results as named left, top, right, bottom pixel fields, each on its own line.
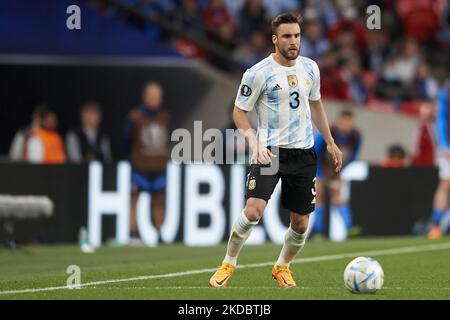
left=24, top=109, right=66, bottom=164
left=8, top=104, right=47, bottom=161
left=428, top=79, right=450, bottom=240
left=319, top=49, right=349, bottom=101
left=124, top=82, right=171, bottom=242
left=413, top=63, right=439, bottom=101
left=300, top=18, right=330, bottom=61
left=66, top=101, right=112, bottom=164
left=333, top=27, right=360, bottom=65
left=366, top=30, right=393, bottom=74
left=380, top=144, right=408, bottom=168
left=436, top=0, right=450, bottom=45
left=238, top=0, right=269, bottom=40
left=327, top=4, right=367, bottom=53
left=224, top=0, right=300, bottom=21
left=173, top=0, right=205, bottom=31
left=308, top=0, right=339, bottom=30
left=395, top=0, right=441, bottom=43
left=391, top=39, right=422, bottom=87
left=261, top=0, right=299, bottom=19
left=375, top=58, right=409, bottom=103
left=202, top=0, right=237, bottom=42
left=340, top=57, right=368, bottom=104
left=171, top=0, right=208, bottom=60
left=233, top=31, right=270, bottom=68
left=223, top=0, right=246, bottom=20
left=312, top=110, right=362, bottom=238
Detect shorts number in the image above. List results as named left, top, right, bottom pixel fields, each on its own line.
left=290, top=91, right=300, bottom=109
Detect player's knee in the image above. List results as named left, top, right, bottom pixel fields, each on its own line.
left=440, top=180, right=450, bottom=190
left=244, top=203, right=265, bottom=222
left=290, top=219, right=308, bottom=234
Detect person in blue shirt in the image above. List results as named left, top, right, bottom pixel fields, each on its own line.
left=428, top=80, right=450, bottom=240
left=313, top=109, right=362, bottom=238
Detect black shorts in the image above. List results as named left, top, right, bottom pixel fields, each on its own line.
left=245, top=147, right=317, bottom=214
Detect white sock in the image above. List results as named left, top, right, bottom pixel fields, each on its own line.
left=440, top=210, right=450, bottom=232
left=223, top=210, right=258, bottom=266
left=275, top=226, right=306, bottom=267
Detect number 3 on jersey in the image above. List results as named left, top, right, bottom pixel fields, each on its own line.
left=289, top=91, right=300, bottom=109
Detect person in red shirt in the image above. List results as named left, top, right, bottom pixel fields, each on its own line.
left=396, top=0, right=441, bottom=42
left=202, top=0, right=236, bottom=42
left=411, top=103, right=436, bottom=166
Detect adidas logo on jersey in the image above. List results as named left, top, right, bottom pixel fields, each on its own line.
left=272, top=84, right=282, bottom=91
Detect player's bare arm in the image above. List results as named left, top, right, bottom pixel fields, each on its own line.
left=310, top=99, right=343, bottom=172
left=233, top=106, right=275, bottom=165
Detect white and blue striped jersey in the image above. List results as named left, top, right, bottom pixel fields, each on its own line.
left=235, top=54, right=321, bottom=149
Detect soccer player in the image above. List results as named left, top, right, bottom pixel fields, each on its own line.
left=312, top=110, right=362, bottom=239
left=428, top=79, right=450, bottom=240
left=209, top=13, right=343, bottom=288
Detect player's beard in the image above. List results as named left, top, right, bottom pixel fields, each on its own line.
left=278, top=44, right=300, bottom=61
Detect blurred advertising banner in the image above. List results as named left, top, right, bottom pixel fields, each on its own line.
left=0, top=162, right=438, bottom=246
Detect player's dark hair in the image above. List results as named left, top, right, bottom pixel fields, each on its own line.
left=339, top=110, right=354, bottom=118
left=143, top=81, right=162, bottom=92
left=271, top=12, right=303, bottom=35
left=37, top=108, right=56, bottom=121
left=32, top=104, right=51, bottom=120
left=388, top=144, right=406, bottom=158
left=81, top=101, right=102, bottom=115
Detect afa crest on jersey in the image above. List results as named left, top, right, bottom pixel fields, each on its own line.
left=305, top=78, right=311, bottom=88
left=288, top=75, right=298, bottom=88
left=248, top=179, right=256, bottom=190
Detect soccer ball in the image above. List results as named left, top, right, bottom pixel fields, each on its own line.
left=344, top=257, right=384, bottom=293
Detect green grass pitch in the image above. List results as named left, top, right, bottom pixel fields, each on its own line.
left=0, top=236, right=449, bottom=300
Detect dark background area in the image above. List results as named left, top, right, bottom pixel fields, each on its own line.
left=0, top=63, right=211, bottom=157
left=0, top=164, right=439, bottom=244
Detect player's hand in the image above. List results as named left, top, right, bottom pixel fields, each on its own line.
left=327, top=142, right=343, bottom=173
left=251, top=142, right=276, bottom=165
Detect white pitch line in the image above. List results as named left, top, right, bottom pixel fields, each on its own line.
left=95, top=286, right=450, bottom=290
left=1, top=242, right=449, bottom=296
